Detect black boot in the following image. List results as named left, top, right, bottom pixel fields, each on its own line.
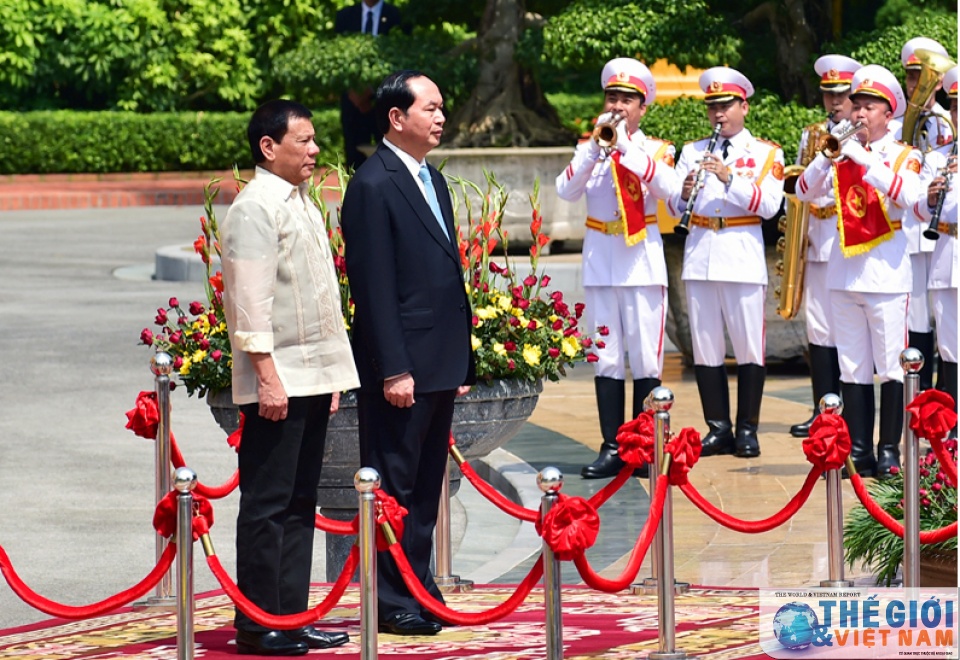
left=630, top=378, right=660, bottom=478
left=790, top=344, right=842, bottom=437
left=841, top=382, right=876, bottom=478
left=581, top=377, right=626, bottom=479
left=940, top=361, right=958, bottom=438
left=876, top=381, right=903, bottom=479
left=735, top=363, right=765, bottom=458
left=695, top=365, right=734, bottom=456
left=909, top=331, right=936, bottom=392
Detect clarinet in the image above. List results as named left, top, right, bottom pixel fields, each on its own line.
left=675, top=123, right=723, bottom=236
left=922, top=141, right=957, bottom=241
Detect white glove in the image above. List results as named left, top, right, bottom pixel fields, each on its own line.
left=595, top=111, right=616, bottom=127
left=584, top=136, right=601, bottom=160
left=841, top=139, right=878, bottom=168
left=615, top=120, right=634, bottom=154
left=830, top=119, right=852, bottom=136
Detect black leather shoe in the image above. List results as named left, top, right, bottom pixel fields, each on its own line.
left=287, top=626, right=349, bottom=649
left=379, top=612, right=442, bottom=636
left=789, top=411, right=816, bottom=438
left=236, top=630, right=308, bottom=656
left=580, top=451, right=626, bottom=479
left=734, top=429, right=761, bottom=458
left=422, top=611, right=455, bottom=627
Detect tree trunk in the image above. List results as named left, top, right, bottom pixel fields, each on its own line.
left=744, top=0, right=832, bottom=105
left=444, top=0, right=572, bottom=147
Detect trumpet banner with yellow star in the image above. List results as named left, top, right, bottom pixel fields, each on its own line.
left=833, top=159, right=897, bottom=257
left=0, top=585, right=769, bottom=659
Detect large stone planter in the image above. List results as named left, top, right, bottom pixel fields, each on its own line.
left=425, top=146, right=585, bottom=253
left=206, top=388, right=240, bottom=434
left=919, top=549, right=958, bottom=587
left=662, top=233, right=808, bottom=365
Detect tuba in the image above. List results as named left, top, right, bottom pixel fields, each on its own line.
left=902, top=48, right=957, bottom=161
left=775, top=120, right=827, bottom=320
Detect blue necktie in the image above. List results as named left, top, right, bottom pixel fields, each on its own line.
left=418, top=164, right=450, bottom=240
left=363, top=10, right=374, bottom=35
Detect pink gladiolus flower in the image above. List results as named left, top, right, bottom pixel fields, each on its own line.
left=524, top=275, right=537, bottom=287
left=189, top=301, right=205, bottom=315
left=550, top=291, right=563, bottom=302
left=140, top=328, right=154, bottom=345
left=169, top=297, right=179, bottom=308
left=541, top=275, right=551, bottom=286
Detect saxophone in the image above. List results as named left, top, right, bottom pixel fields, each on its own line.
left=775, top=119, right=827, bottom=320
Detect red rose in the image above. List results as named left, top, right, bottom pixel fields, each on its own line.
left=508, top=359, right=516, bottom=370
left=169, top=297, right=179, bottom=308
left=208, top=313, right=218, bottom=326
left=199, top=338, right=211, bottom=350
left=523, top=275, right=538, bottom=287
left=541, top=275, right=551, bottom=286
left=596, top=340, right=606, bottom=349
left=575, top=303, right=585, bottom=318
left=173, top=356, right=183, bottom=369
left=586, top=353, right=599, bottom=363
left=178, top=316, right=188, bottom=326
left=581, top=337, right=593, bottom=348
left=472, top=315, right=480, bottom=326
left=155, top=308, right=168, bottom=325
left=527, top=320, right=537, bottom=330
left=140, top=328, right=154, bottom=345
left=804, top=415, right=851, bottom=471
left=552, top=319, right=564, bottom=330
left=189, top=301, right=205, bottom=315
left=170, top=331, right=183, bottom=345
left=211, top=350, right=223, bottom=362
left=509, top=316, right=521, bottom=327
left=598, top=325, right=610, bottom=336
left=517, top=298, right=530, bottom=310
left=548, top=347, right=560, bottom=358
left=504, top=341, right=517, bottom=352
left=550, top=291, right=563, bottom=302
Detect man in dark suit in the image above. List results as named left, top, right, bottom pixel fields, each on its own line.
left=334, top=0, right=403, bottom=170
left=340, top=70, right=476, bottom=636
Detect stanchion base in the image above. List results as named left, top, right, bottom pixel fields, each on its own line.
left=131, top=596, right=177, bottom=611
left=435, top=575, right=474, bottom=593
left=819, top=579, right=854, bottom=588
left=649, top=651, right=689, bottom=660
left=630, top=578, right=691, bottom=596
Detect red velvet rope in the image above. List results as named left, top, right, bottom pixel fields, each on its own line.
left=458, top=459, right=539, bottom=522
left=388, top=543, right=544, bottom=625
left=572, top=476, right=669, bottom=592
left=616, top=412, right=656, bottom=467
left=536, top=494, right=601, bottom=560
left=804, top=415, right=851, bottom=472
left=586, top=464, right=633, bottom=508
left=315, top=513, right=358, bottom=535
left=928, top=435, right=959, bottom=487
left=848, top=473, right=959, bottom=544
left=153, top=490, right=215, bottom=540
left=167, top=436, right=240, bottom=499
left=0, top=542, right=176, bottom=619
left=679, top=467, right=822, bottom=533
left=205, top=545, right=359, bottom=630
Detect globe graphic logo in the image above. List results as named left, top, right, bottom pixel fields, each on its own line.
left=772, top=601, right=819, bottom=650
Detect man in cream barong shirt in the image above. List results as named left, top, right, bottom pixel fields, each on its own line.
left=221, top=99, right=358, bottom=656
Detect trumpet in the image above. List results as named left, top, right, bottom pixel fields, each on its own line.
left=593, top=112, right=624, bottom=150
left=922, top=141, right=957, bottom=241
left=819, top=121, right=866, bottom=159
left=675, top=123, right=723, bottom=237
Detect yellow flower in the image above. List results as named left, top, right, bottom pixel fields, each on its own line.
left=522, top=344, right=541, bottom=366
left=476, top=306, right=498, bottom=320
left=179, top=357, right=192, bottom=375
left=497, top=296, right=512, bottom=311
left=562, top=335, right=580, bottom=358
left=471, top=335, right=482, bottom=351
left=493, top=342, right=506, bottom=356
left=192, top=350, right=208, bottom=363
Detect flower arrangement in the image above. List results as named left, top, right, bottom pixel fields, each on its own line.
left=140, top=168, right=595, bottom=395
left=843, top=391, right=958, bottom=586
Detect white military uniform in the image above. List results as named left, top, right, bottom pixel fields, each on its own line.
left=798, top=123, right=923, bottom=384
left=557, top=130, right=677, bottom=379
left=913, top=133, right=958, bottom=363
left=668, top=128, right=785, bottom=366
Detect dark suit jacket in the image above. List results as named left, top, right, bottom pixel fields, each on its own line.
left=334, top=2, right=403, bottom=35
left=341, top=144, right=476, bottom=393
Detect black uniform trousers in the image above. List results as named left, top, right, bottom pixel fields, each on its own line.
left=234, top=394, right=332, bottom=632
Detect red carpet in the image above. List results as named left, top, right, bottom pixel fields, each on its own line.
left=0, top=584, right=767, bottom=658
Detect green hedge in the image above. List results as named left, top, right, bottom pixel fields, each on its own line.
left=0, top=95, right=828, bottom=174
left=0, top=108, right=342, bottom=175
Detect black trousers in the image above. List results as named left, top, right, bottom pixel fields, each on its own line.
left=340, top=93, right=379, bottom=171
left=234, top=394, right=332, bottom=632
left=357, top=388, right=456, bottom=620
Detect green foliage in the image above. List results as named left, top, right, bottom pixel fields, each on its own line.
left=272, top=25, right=478, bottom=111
left=0, top=0, right=263, bottom=111
left=543, top=0, right=741, bottom=72
left=0, top=109, right=341, bottom=174
left=875, top=0, right=957, bottom=30
left=829, top=11, right=957, bottom=82
left=547, top=92, right=825, bottom=163
left=242, top=0, right=332, bottom=61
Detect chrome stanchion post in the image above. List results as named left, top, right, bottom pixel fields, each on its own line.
left=647, top=387, right=688, bottom=660
left=900, top=348, right=923, bottom=588
left=355, top=468, right=380, bottom=660
left=135, top=351, right=176, bottom=610
left=174, top=467, right=197, bottom=660
left=818, top=394, right=854, bottom=588
left=434, top=458, right=473, bottom=592
left=538, top=467, right=564, bottom=660
left=634, top=387, right=688, bottom=596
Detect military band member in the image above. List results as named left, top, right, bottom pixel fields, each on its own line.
left=898, top=37, right=953, bottom=391
left=556, top=58, right=679, bottom=479
left=667, top=67, right=785, bottom=459
left=913, top=65, right=958, bottom=420
left=789, top=55, right=862, bottom=438
left=796, top=65, right=924, bottom=477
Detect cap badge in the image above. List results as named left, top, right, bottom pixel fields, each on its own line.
left=709, top=81, right=723, bottom=92
left=617, top=71, right=627, bottom=81
left=828, top=68, right=839, bottom=80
